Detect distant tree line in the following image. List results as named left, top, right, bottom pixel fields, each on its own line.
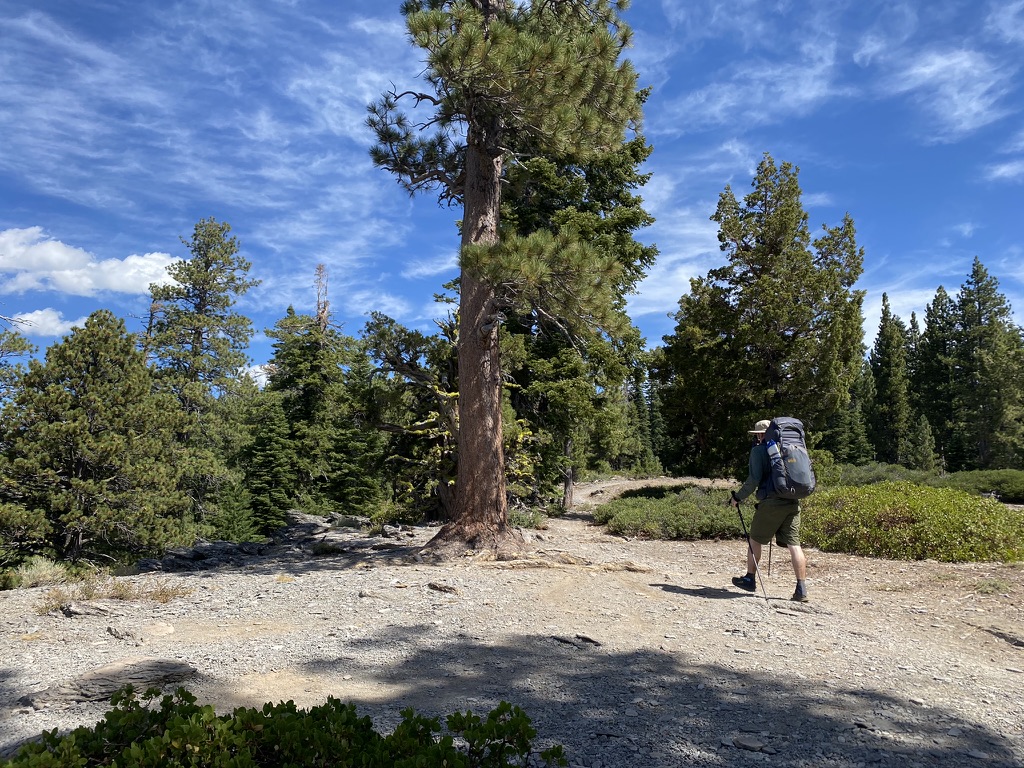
left=2, top=151, right=1022, bottom=574
left=654, top=154, right=1024, bottom=479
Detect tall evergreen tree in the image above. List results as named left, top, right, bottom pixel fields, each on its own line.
left=144, top=217, right=260, bottom=518
left=913, top=286, right=958, bottom=466
left=500, top=135, right=658, bottom=507
left=948, top=258, right=1024, bottom=468
left=265, top=299, right=386, bottom=518
left=0, top=311, right=190, bottom=563
left=658, top=154, right=865, bottom=474
left=868, top=293, right=912, bottom=465
left=240, top=390, right=296, bottom=533
left=368, top=0, right=643, bottom=556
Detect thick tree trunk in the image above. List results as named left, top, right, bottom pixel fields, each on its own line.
left=425, top=127, right=525, bottom=558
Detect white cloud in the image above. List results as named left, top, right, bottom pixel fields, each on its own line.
left=884, top=48, right=1014, bottom=141
left=803, top=192, right=835, bottom=208
left=953, top=222, right=977, bottom=237
left=656, top=41, right=843, bottom=135
left=342, top=289, right=412, bottom=320
left=401, top=252, right=459, bottom=280
left=628, top=205, right=721, bottom=322
left=12, top=308, right=88, bottom=338
left=657, top=0, right=777, bottom=49
left=985, top=0, right=1024, bottom=44
left=0, top=227, right=176, bottom=296
left=985, top=159, right=1024, bottom=181
left=852, top=4, right=919, bottom=67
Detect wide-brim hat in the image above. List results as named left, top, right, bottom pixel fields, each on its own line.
left=748, top=419, right=771, bottom=434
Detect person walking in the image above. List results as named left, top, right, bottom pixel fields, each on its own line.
left=729, top=419, right=809, bottom=602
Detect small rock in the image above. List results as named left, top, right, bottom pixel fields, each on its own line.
left=733, top=735, right=764, bottom=752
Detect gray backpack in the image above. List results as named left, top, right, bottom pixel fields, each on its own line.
left=763, top=417, right=816, bottom=500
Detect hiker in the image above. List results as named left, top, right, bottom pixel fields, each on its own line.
left=729, top=419, right=809, bottom=602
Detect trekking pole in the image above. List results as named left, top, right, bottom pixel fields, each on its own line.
left=731, top=493, right=771, bottom=606
left=767, top=540, right=773, bottom=577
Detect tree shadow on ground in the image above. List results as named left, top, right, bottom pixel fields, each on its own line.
left=650, top=582, right=749, bottom=601
left=192, top=628, right=1021, bottom=768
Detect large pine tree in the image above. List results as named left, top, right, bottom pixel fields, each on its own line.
left=144, top=217, right=260, bottom=519
left=949, top=258, right=1024, bottom=468
left=368, top=0, right=643, bottom=556
left=658, top=154, right=864, bottom=474
left=0, top=311, right=190, bottom=563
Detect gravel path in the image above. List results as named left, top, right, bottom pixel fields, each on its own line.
left=2, top=479, right=1023, bottom=766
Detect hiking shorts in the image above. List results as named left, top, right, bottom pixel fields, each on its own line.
left=749, top=498, right=801, bottom=547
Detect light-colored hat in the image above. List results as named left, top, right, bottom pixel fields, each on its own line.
left=748, top=419, right=771, bottom=434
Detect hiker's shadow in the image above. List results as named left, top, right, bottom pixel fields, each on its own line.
left=650, top=583, right=747, bottom=600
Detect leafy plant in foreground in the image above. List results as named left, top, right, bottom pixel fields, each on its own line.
left=3, top=686, right=566, bottom=767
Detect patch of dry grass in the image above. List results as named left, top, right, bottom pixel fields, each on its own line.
left=38, top=575, right=193, bottom=614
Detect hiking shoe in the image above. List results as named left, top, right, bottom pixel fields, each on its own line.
left=731, top=574, right=756, bottom=592
left=791, top=587, right=809, bottom=603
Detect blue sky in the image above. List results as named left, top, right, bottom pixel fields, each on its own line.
left=2, top=1, right=1023, bottom=368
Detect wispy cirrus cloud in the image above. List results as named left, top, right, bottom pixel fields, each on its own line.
left=401, top=253, right=459, bottom=280
left=657, top=0, right=780, bottom=50
left=984, top=159, right=1024, bottom=181
left=882, top=48, right=1016, bottom=142
left=654, top=41, right=844, bottom=136
left=985, top=0, right=1024, bottom=44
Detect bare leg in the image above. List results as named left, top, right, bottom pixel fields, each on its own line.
left=788, top=544, right=806, bottom=581
left=746, top=540, right=762, bottom=574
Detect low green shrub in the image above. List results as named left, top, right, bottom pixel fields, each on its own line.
left=808, top=449, right=840, bottom=488
left=803, top=482, right=1024, bottom=562
left=593, top=485, right=740, bottom=540
left=835, top=462, right=934, bottom=487
left=929, top=469, right=1024, bottom=504
left=508, top=508, right=547, bottom=529
left=3, top=686, right=566, bottom=768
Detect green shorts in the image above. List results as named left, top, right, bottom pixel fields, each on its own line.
left=749, top=498, right=801, bottom=546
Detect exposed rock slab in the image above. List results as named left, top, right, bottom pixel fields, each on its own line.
left=22, top=657, right=197, bottom=708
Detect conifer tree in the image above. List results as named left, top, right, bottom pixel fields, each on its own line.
left=868, top=294, right=912, bottom=465
left=362, top=312, right=460, bottom=520
left=144, top=218, right=260, bottom=519
left=264, top=290, right=387, bottom=517
left=948, top=258, right=1024, bottom=468
left=500, top=134, right=657, bottom=505
left=905, top=414, right=938, bottom=472
left=241, top=390, right=296, bottom=533
left=913, top=286, right=958, bottom=466
left=368, top=0, right=642, bottom=555
left=0, top=327, right=34, bottom=403
left=658, top=154, right=864, bottom=474
left=0, top=311, right=190, bottom=563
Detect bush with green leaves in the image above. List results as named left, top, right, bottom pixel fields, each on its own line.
left=3, top=686, right=566, bottom=768
left=808, top=449, right=840, bottom=489
left=592, top=485, right=739, bottom=540
left=834, top=462, right=934, bottom=487
left=802, top=482, right=1024, bottom=562
left=929, top=469, right=1024, bottom=504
